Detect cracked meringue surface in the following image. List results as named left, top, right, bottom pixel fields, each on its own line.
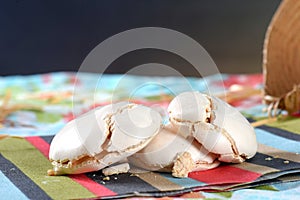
left=128, top=124, right=220, bottom=177
left=168, top=91, right=257, bottom=163
left=47, top=91, right=257, bottom=177
left=48, top=102, right=162, bottom=175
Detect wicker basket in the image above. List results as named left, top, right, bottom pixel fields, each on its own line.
left=263, top=0, right=300, bottom=116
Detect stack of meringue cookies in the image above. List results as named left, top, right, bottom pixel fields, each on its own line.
left=48, top=91, right=257, bottom=178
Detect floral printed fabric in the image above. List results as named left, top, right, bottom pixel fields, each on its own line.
left=0, top=72, right=299, bottom=199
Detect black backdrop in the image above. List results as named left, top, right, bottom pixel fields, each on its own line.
left=0, top=0, right=281, bottom=76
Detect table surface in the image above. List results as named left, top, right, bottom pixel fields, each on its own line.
left=0, top=72, right=299, bottom=200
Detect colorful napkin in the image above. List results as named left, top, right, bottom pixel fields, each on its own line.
left=0, top=72, right=299, bottom=199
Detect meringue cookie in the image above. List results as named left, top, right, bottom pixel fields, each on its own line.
left=48, top=102, right=162, bottom=175
left=168, top=91, right=257, bottom=163
left=128, top=124, right=220, bottom=177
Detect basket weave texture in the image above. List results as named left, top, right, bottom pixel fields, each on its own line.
left=263, top=0, right=300, bottom=114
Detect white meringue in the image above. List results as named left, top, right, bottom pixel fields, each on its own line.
left=48, top=102, right=162, bottom=175
left=168, top=91, right=257, bottom=163
left=128, top=124, right=220, bottom=177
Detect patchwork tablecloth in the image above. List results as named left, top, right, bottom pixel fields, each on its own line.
left=0, top=72, right=299, bottom=199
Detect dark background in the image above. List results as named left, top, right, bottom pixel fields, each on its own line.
left=0, top=0, right=281, bottom=76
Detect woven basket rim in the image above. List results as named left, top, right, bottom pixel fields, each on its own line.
left=263, top=0, right=300, bottom=101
